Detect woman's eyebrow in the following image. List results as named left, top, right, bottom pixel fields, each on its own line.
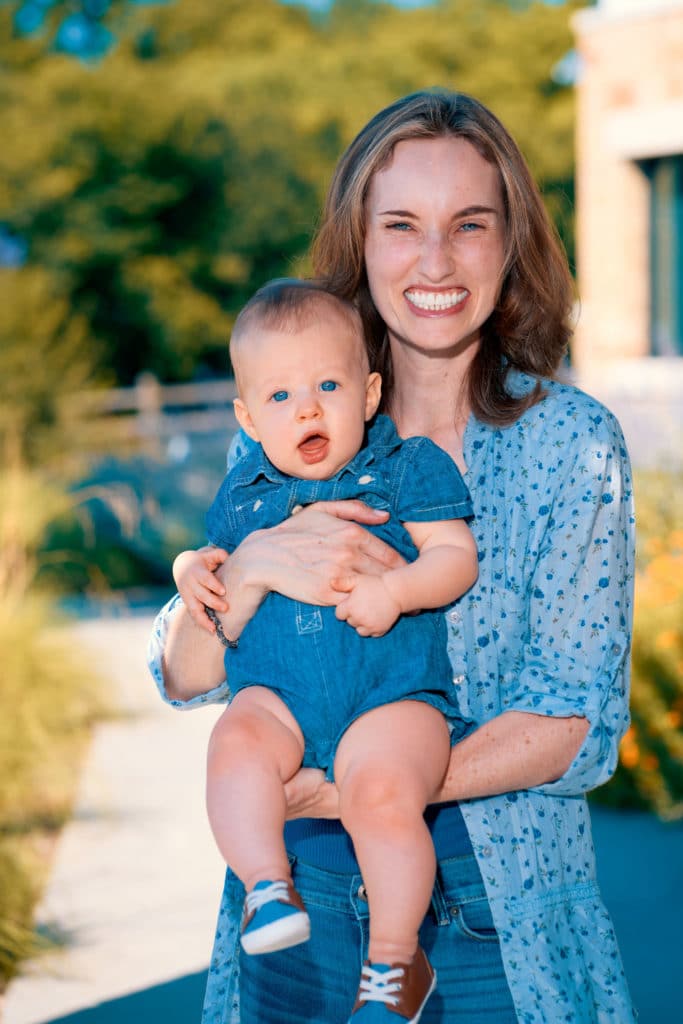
left=376, top=205, right=500, bottom=218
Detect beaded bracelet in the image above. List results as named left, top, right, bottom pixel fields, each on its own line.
left=204, top=606, right=239, bottom=649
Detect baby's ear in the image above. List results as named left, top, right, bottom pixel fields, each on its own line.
left=365, top=372, right=382, bottom=420
left=233, top=398, right=259, bottom=441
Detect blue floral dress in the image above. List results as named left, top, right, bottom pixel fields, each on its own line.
left=149, top=372, right=637, bottom=1023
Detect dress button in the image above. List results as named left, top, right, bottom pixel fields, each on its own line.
left=357, top=883, right=368, bottom=901
left=452, top=674, right=465, bottom=686
left=358, top=475, right=374, bottom=485
left=448, top=609, right=462, bottom=624
left=481, top=846, right=493, bottom=858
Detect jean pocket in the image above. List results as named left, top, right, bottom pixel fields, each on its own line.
left=449, top=894, right=499, bottom=943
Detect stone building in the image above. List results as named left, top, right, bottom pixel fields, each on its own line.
left=572, top=0, right=683, bottom=465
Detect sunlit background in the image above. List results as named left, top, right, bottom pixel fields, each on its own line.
left=0, top=1, right=681, bottom=1022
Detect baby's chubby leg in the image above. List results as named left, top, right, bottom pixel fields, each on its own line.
left=206, top=686, right=304, bottom=891
left=334, top=701, right=450, bottom=966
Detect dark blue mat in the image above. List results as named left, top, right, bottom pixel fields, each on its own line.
left=591, top=805, right=683, bottom=1022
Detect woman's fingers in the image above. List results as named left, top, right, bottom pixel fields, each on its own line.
left=305, top=499, right=389, bottom=524
left=284, top=768, right=340, bottom=820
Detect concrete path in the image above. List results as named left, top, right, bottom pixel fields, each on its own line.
left=1, top=615, right=225, bottom=1024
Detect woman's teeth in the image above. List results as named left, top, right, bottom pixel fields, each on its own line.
left=405, top=289, right=468, bottom=311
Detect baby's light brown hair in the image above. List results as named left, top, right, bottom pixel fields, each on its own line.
left=230, top=278, right=367, bottom=391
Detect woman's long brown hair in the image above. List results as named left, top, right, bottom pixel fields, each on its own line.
left=312, top=90, right=575, bottom=426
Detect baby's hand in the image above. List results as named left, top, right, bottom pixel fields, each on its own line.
left=173, top=546, right=229, bottom=633
left=332, top=574, right=401, bottom=637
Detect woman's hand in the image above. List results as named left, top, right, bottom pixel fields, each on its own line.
left=228, top=500, right=405, bottom=607
left=284, top=768, right=340, bottom=820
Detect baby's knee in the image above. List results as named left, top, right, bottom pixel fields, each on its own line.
left=339, top=770, right=421, bottom=832
left=207, top=704, right=263, bottom=765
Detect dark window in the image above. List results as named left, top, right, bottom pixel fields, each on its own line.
left=647, top=155, right=683, bottom=355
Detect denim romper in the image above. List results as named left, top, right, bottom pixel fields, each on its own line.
left=205, top=415, right=474, bottom=777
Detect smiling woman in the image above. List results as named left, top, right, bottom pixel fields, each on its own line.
left=150, top=90, right=636, bottom=1024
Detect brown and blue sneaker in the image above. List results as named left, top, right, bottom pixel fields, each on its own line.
left=347, top=946, right=436, bottom=1022
left=240, top=879, right=310, bottom=955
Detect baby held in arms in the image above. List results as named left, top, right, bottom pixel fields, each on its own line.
left=173, top=278, right=478, bottom=1024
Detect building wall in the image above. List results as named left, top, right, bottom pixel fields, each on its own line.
left=573, top=0, right=683, bottom=378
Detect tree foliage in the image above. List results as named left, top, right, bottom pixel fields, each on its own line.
left=0, top=0, right=582, bottom=388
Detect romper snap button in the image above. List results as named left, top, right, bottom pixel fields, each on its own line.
left=357, top=883, right=368, bottom=901
left=450, top=906, right=459, bottom=917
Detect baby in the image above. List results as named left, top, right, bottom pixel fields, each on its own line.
left=173, top=279, right=478, bottom=1024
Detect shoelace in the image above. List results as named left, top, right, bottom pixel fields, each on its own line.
left=357, top=964, right=405, bottom=1006
left=245, top=880, right=290, bottom=915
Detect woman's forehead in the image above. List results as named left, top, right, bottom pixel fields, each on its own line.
left=366, top=136, right=503, bottom=211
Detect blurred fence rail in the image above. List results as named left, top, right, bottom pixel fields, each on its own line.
left=70, top=373, right=238, bottom=452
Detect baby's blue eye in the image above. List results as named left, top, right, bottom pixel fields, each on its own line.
left=271, top=390, right=289, bottom=402
left=320, top=380, right=338, bottom=392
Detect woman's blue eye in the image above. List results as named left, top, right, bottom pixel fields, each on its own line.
left=320, top=380, right=338, bottom=392
left=460, top=221, right=482, bottom=232
left=387, top=222, right=412, bottom=231
left=271, top=390, right=289, bottom=402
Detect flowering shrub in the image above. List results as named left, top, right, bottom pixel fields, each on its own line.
left=591, top=471, right=683, bottom=819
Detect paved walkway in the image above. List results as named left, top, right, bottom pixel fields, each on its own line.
left=1, top=615, right=225, bottom=1024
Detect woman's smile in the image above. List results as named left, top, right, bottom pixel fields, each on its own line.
left=404, top=287, right=469, bottom=316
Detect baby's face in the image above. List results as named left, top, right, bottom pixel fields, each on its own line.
left=233, top=310, right=381, bottom=480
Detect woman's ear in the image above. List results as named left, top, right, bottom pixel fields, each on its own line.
left=233, top=398, right=259, bottom=441
left=365, top=372, right=382, bottom=420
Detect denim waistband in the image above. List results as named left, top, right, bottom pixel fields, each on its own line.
left=284, top=802, right=471, bottom=874
left=287, top=846, right=487, bottom=927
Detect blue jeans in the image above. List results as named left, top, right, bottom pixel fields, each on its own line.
left=239, top=852, right=517, bottom=1023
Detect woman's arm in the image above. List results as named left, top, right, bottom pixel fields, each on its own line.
left=436, top=711, right=588, bottom=801
left=157, top=500, right=404, bottom=702
left=283, top=712, right=587, bottom=819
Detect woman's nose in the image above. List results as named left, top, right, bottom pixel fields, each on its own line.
left=419, top=231, right=455, bottom=280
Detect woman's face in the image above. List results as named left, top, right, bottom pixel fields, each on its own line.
left=364, top=135, right=506, bottom=360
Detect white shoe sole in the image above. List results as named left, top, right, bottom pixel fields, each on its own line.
left=408, top=968, right=437, bottom=1024
left=240, top=910, right=311, bottom=955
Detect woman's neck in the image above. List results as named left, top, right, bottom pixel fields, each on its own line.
left=388, top=344, right=475, bottom=471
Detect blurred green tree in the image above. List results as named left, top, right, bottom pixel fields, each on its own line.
left=0, top=0, right=582, bottom=386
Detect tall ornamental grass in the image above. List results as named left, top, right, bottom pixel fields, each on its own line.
left=0, top=460, right=106, bottom=988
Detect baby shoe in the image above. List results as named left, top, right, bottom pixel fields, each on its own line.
left=240, top=879, right=310, bottom=955
left=347, top=946, right=436, bottom=1023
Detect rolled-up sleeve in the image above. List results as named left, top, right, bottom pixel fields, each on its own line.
left=147, top=432, right=252, bottom=709
left=147, top=594, right=231, bottom=708
left=507, top=410, right=635, bottom=795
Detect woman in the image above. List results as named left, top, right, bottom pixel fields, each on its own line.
left=149, top=90, right=636, bottom=1023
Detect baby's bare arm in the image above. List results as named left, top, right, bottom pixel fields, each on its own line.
left=384, top=518, right=478, bottom=612
left=334, top=518, right=477, bottom=636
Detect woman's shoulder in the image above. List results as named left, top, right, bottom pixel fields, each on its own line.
left=513, top=373, right=628, bottom=452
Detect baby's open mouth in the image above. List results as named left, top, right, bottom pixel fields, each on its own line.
left=298, top=433, right=329, bottom=463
